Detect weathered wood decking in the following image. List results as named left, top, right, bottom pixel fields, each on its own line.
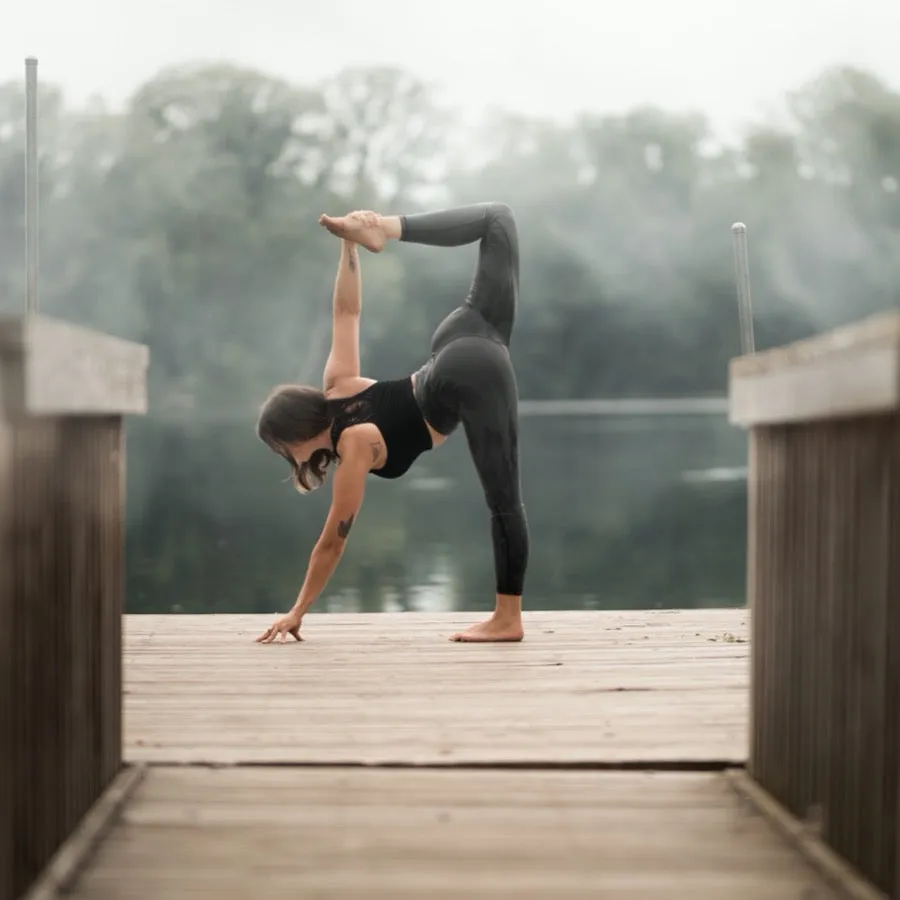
left=72, top=768, right=837, bottom=900
left=42, top=608, right=852, bottom=898
left=123, top=609, right=750, bottom=767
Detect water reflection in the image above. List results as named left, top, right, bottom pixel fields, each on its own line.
left=125, top=412, right=748, bottom=614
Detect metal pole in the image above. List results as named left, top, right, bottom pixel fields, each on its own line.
left=731, top=222, right=755, bottom=355
left=25, top=56, right=39, bottom=315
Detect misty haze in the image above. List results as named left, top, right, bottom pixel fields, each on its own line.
left=0, top=19, right=896, bottom=614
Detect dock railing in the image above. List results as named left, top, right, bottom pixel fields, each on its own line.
left=0, top=315, right=148, bottom=900
left=729, top=309, right=900, bottom=897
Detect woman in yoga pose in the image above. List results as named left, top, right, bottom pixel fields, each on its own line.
left=255, top=203, right=528, bottom=644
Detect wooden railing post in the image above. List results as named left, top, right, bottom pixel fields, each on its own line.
left=729, top=310, right=900, bottom=897
left=0, top=315, right=148, bottom=900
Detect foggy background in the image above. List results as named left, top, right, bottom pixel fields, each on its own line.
left=1, top=0, right=896, bottom=614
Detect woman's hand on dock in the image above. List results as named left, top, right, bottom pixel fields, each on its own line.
left=256, top=609, right=303, bottom=643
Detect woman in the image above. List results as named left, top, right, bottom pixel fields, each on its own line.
left=255, top=203, right=528, bottom=644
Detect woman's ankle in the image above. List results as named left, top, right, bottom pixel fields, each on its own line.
left=494, top=594, right=522, bottom=621
left=378, top=215, right=403, bottom=241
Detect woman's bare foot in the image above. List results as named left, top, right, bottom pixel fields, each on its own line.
left=450, top=596, right=524, bottom=643
left=450, top=615, right=525, bottom=642
left=319, top=211, right=388, bottom=253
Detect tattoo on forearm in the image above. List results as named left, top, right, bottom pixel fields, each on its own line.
left=337, top=513, right=355, bottom=539
left=347, top=249, right=357, bottom=273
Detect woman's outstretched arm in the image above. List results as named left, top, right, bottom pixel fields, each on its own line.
left=323, top=239, right=361, bottom=392
left=255, top=429, right=372, bottom=644
left=291, top=439, right=369, bottom=616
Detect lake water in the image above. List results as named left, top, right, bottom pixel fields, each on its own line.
left=124, top=411, right=748, bottom=614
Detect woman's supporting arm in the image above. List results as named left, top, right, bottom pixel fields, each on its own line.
left=290, top=430, right=370, bottom=617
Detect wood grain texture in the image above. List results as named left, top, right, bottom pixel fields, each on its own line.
left=69, top=767, right=841, bottom=900
left=123, top=610, right=749, bottom=766
left=0, top=418, right=126, bottom=900
left=747, top=414, right=900, bottom=897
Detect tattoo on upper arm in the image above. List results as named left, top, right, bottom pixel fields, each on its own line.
left=337, top=513, right=355, bottom=539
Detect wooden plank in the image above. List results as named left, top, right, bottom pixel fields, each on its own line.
left=0, top=314, right=148, bottom=417
left=69, top=767, right=841, bottom=899
left=745, top=413, right=899, bottom=895
left=729, top=310, right=900, bottom=426
left=0, top=317, right=144, bottom=900
left=3, top=418, right=128, bottom=900
left=122, top=610, right=750, bottom=766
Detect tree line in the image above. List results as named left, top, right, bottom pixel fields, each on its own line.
left=0, top=61, right=894, bottom=613
left=0, top=61, right=895, bottom=412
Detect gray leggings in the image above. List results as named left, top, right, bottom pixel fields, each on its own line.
left=405, top=202, right=528, bottom=597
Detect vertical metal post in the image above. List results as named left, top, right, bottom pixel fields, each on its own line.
left=25, top=57, right=39, bottom=315
left=731, top=222, right=755, bottom=355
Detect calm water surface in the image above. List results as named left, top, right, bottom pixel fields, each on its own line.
left=125, top=413, right=748, bottom=614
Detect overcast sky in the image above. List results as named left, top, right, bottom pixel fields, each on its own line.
left=2, top=0, right=899, bottom=138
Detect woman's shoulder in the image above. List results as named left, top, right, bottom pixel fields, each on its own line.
left=333, top=420, right=384, bottom=472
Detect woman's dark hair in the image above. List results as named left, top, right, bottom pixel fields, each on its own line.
left=256, top=384, right=339, bottom=493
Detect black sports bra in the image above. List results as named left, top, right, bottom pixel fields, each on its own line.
left=330, top=378, right=433, bottom=479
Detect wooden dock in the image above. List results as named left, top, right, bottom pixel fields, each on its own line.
left=43, top=609, right=846, bottom=899
left=122, top=610, right=750, bottom=767
left=8, top=311, right=899, bottom=899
